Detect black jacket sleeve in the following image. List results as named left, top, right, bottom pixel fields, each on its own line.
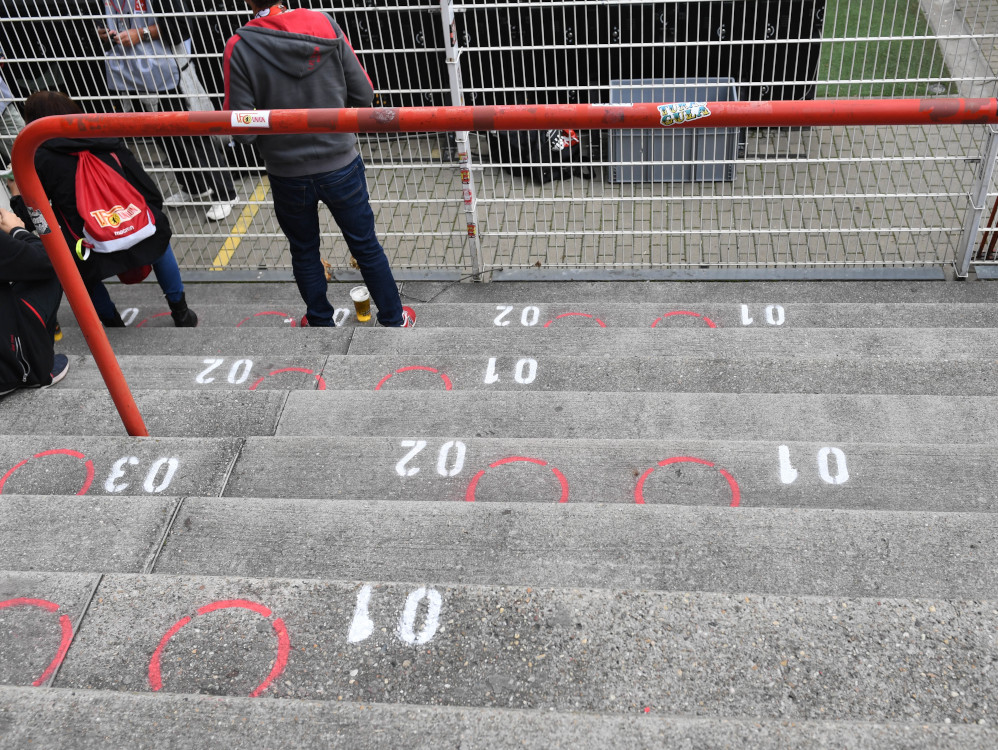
left=0, top=226, right=55, bottom=282
left=154, top=0, right=192, bottom=48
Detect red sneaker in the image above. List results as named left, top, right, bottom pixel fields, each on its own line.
left=300, top=314, right=309, bottom=327
left=401, top=306, right=416, bottom=328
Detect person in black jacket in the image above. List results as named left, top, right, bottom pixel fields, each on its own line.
left=0, top=206, right=68, bottom=397
left=12, top=90, right=197, bottom=327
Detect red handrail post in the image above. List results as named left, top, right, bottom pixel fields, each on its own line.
left=11, top=119, right=148, bottom=437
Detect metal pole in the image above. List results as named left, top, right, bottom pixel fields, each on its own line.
left=440, top=0, right=485, bottom=280
left=955, top=125, right=998, bottom=278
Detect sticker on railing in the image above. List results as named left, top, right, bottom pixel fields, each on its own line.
left=658, top=103, right=711, bottom=127
left=231, top=111, right=271, bottom=128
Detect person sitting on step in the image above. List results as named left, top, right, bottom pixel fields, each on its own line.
left=10, top=90, right=197, bottom=328
left=0, top=206, right=69, bottom=397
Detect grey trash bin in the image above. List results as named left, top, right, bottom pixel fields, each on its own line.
left=609, top=77, right=739, bottom=183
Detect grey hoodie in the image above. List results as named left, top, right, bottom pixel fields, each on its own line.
left=223, top=8, right=375, bottom=177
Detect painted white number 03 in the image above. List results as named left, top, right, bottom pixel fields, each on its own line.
left=778, top=445, right=849, bottom=485
left=396, top=440, right=466, bottom=477
left=348, top=584, right=442, bottom=645
left=105, top=456, right=180, bottom=493
left=196, top=358, right=254, bottom=385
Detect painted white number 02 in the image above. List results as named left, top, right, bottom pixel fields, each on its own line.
left=196, top=358, right=254, bottom=385
left=778, top=445, right=849, bottom=485
left=494, top=306, right=540, bottom=327
left=396, top=440, right=467, bottom=477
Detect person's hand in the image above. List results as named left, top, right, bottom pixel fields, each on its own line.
left=0, top=208, right=25, bottom=233
left=5, top=175, right=19, bottom=197
left=115, top=28, right=141, bottom=49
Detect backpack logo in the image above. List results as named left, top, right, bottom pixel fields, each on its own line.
left=90, top=203, right=142, bottom=231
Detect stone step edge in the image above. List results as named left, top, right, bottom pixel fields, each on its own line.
left=0, top=685, right=991, bottom=748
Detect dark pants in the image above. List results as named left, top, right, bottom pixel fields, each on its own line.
left=269, top=156, right=403, bottom=327
left=155, top=88, right=236, bottom=201
left=13, top=275, right=62, bottom=384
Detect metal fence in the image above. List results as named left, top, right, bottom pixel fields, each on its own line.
left=2, top=0, right=998, bottom=278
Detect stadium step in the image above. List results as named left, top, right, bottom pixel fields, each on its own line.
left=1, top=280, right=997, bottom=746
left=2, top=686, right=994, bottom=749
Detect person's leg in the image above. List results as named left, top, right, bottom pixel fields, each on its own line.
left=84, top=279, right=122, bottom=325
left=315, top=156, right=404, bottom=326
left=16, top=276, right=62, bottom=333
left=151, top=245, right=197, bottom=327
left=159, top=92, right=236, bottom=201
left=151, top=245, right=184, bottom=302
left=270, top=173, right=336, bottom=326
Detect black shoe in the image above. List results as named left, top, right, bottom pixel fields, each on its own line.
left=100, top=311, right=126, bottom=327
left=168, top=293, right=198, bottom=327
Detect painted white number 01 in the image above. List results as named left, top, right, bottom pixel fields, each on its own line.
left=348, top=584, right=442, bottom=645
left=484, top=357, right=537, bottom=385
left=778, top=445, right=849, bottom=485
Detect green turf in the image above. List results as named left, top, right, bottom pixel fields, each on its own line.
left=816, top=0, right=954, bottom=98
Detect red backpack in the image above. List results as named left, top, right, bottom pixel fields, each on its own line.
left=72, top=151, right=157, bottom=257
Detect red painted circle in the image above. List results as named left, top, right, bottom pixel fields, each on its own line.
left=543, top=312, right=608, bottom=328
left=148, top=598, right=291, bottom=698
left=135, top=311, right=173, bottom=328
left=375, top=366, right=453, bottom=391
left=249, top=367, right=327, bottom=391
left=634, top=456, right=740, bottom=506
left=0, top=449, right=95, bottom=495
left=0, top=598, right=74, bottom=686
left=465, top=456, right=569, bottom=503
left=237, top=311, right=297, bottom=328
left=650, top=311, right=718, bottom=328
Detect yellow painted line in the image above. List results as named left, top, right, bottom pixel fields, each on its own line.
left=210, top=175, right=270, bottom=270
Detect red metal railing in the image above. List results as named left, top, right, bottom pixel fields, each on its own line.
left=12, top=98, right=998, bottom=436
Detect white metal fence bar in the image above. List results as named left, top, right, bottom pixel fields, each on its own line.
left=1, top=0, right=997, bottom=277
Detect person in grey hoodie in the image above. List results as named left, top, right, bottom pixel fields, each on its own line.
left=223, top=1, right=414, bottom=328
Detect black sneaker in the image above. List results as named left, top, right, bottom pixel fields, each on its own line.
left=42, top=354, right=70, bottom=388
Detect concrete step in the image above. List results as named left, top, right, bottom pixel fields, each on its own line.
left=272, top=391, right=998, bottom=445
left=1, top=436, right=994, bottom=511
left=50, top=324, right=998, bottom=360
left=0, top=390, right=285, bottom=437
left=54, top=352, right=998, bottom=395
left=101, top=279, right=998, bottom=305
left=1, top=687, right=993, bottom=750
left=3, top=496, right=988, bottom=600
left=1, top=571, right=994, bottom=723
left=2, top=389, right=995, bottom=441
left=57, top=301, right=998, bottom=329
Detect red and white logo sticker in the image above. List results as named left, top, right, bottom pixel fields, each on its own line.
left=231, top=111, right=271, bottom=128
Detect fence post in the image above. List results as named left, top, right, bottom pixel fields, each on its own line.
left=440, top=0, right=485, bottom=280
left=955, top=124, right=998, bottom=278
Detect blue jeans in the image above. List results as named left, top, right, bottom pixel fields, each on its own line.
left=269, top=156, right=403, bottom=327
left=88, top=245, right=185, bottom=320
